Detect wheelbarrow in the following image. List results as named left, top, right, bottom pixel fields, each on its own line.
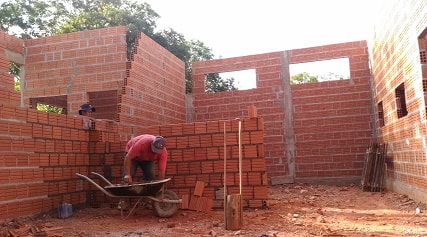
left=76, top=172, right=181, bottom=218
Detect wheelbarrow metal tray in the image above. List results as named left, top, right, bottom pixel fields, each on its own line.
left=104, top=180, right=168, bottom=196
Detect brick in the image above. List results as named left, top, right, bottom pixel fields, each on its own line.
left=201, top=161, right=214, bottom=174
left=193, top=181, right=205, bottom=196
left=171, top=124, right=182, bottom=136
left=247, top=105, right=257, bottom=118
left=199, top=134, right=212, bottom=147
left=249, top=131, right=264, bottom=144
left=212, top=133, right=225, bottom=146
left=194, top=122, right=207, bottom=134
left=251, top=159, right=266, bottom=171
left=187, top=135, right=201, bottom=148
left=197, top=197, right=207, bottom=212
left=180, top=194, right=190, bottom=209
left=203, top=198, right=213, bottom=214
left=176, top=136, right=188, bottom=149
left=194, top=148, right=207, bottom=160
left=188, top=195, right=199, bottom=211
left=206, top=147, right=224, bottom=160
left=182, top=123, right=195, bottom=135
left=189, top=162, right=202, bottom=174
left=243, top=118, right=258, bottom=131
left=206, top=121, right=219, bottom=133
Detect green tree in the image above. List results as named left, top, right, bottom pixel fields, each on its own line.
left=9, top=62, right=21, bottom=91
left=37, top=103, right=64, bottom=114
left=291, top=72, right=318, bottom=84
left=56, top=0, right=159, bottom=58
left=0, top=0, right=236, bottom=94
left=205, top=73, right=237, bottom=93
left=0, top=0, right=68, bottom=38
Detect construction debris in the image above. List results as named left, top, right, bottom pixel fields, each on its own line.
left=0, top=220, right=64, bottom=237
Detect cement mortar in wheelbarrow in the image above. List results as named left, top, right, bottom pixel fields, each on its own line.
left=76, top=172, right=181, bottom=218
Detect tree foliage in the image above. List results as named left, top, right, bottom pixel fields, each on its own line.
left=37, top=103, right=64, bottom=114
left=0, top=0, right=235, bottom=94
left=0, top=0, right=59, bottom=38
left=290, top=72, right=318, bottom=84
left=10, top=62, right=21, bottom=91
left=205, top=73, right=237, bottom=93
left=56, top=0, right=159, bottom=58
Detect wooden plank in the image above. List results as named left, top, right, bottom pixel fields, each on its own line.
left=225, top=194, right=243, bottom=230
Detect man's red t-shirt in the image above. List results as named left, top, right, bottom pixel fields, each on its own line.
left=126, top=134, right=167, bottom=171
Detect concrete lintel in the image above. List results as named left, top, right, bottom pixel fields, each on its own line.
left=5, top=49, right=25, bottom=64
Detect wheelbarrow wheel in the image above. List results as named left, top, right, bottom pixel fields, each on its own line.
left=153, top=190, right=179, bottom=218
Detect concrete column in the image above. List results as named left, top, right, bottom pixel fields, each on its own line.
left=281, top=51, right=296, bottom=179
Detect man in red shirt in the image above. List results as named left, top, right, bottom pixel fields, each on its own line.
left=123, top=135, right=167, bottom=183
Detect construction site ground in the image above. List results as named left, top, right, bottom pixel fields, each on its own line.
left=2, top=183, right=427, bottom=237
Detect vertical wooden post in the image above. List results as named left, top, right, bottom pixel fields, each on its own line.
left=225, top=194, right=243, bottom=230
left=225, top=120, right=243, bottom=230
left=223, top=122, right=227, bottom=224
left=238, top=120, right=242, bottom=195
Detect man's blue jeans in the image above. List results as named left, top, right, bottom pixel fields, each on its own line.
left=130, top=159, right=155, bottom=181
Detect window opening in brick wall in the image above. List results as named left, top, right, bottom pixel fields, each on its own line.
left=205, top=69, right=256, bottom=93
left=37, top=103, right=64, bottom=114
left=377, top=101, right=385, bottom=127
left=289, top=58, right=350, bottom=84
left=29, top=95, right=67, bottom=114
left=417, top=27, right=427, bottom=116
left=9, top=62, right=21, bottom=91
left=395, top=83, right=408, bottom=118
left=220, top=69, right=256, bottom=90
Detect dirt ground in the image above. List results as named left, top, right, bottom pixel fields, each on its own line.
left=2, top=183, right=427, bottom=237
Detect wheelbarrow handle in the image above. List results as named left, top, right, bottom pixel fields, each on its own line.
left=75, top=173, right=118, bottom=198
left=91, top=171, right=114, bottom=186
left=146, top=196, right=182, bottom=203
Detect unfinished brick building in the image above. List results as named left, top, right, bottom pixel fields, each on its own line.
left=0, top=0, right=426, bottom=220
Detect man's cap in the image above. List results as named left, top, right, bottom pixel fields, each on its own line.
left=151, top=136, right=166, bottom=153
left=78, top=103, right=95, bottom=115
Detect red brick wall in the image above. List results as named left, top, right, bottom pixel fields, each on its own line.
left=1, top=0, right=426, bottom=218
left=24, top=27, right=128, bottom=119
left=86, top=117, right=267, bottom=210
left=292, top=79, right=373, bottom=180
left=0, top=103, right=137, bottom=220
left=0, top=27, right=187, bottom=220
left=0, top=104, right=91, bottom=219
left=22, top=27, right=186, bottom=128
left=0, top=31, right=23, bottom=106
left=191, top=41, right=373, bottom=183
left=370, top=0, right=427, bottom=202
left=119, top=32, right=186, bottom=127
left=0, top=100, right=266, bottom=220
